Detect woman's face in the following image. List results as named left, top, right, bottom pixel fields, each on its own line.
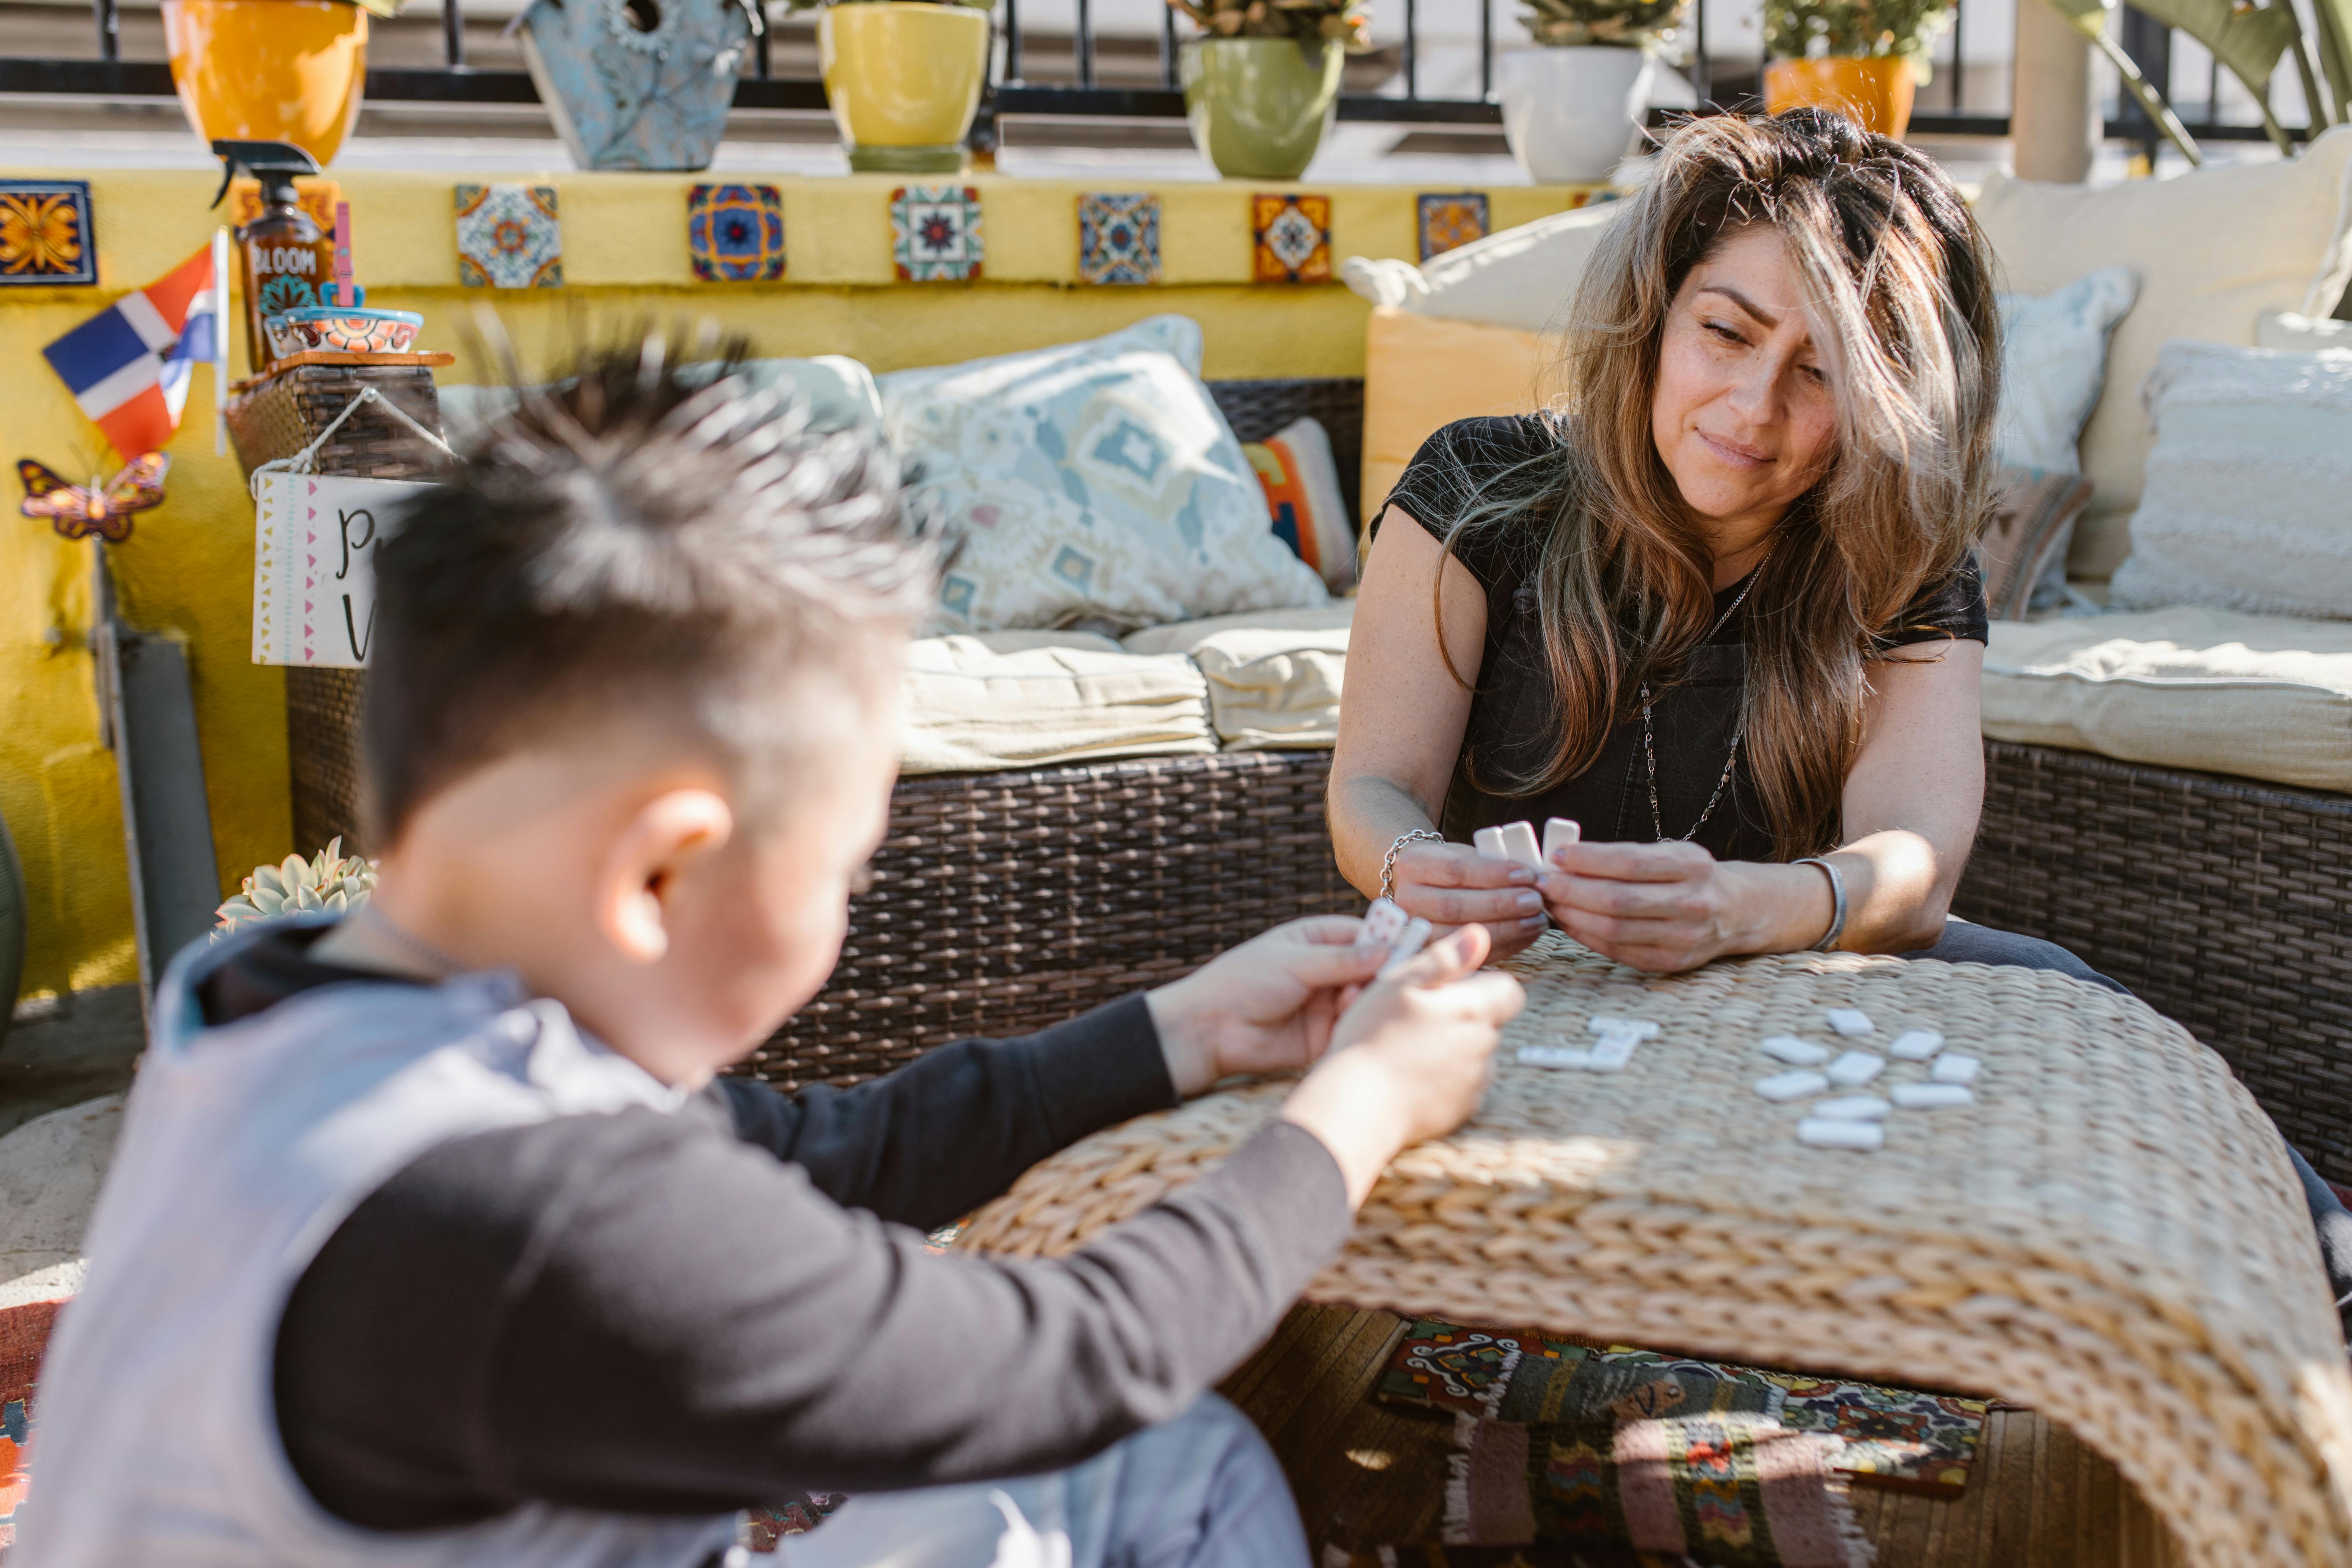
left=1650, top=223, right=1838, bottom=544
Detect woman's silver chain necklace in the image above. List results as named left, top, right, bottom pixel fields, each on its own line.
left=1642, top=543, right=1777, bottom=844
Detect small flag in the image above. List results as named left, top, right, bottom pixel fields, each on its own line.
left=41, top=243, right=221, bottom=461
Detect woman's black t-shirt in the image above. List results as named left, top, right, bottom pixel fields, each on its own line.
left=1378, top=415, right=1988, bottom=864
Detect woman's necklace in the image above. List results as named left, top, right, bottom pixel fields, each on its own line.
left=1641, top=542, right=1777, bottom=844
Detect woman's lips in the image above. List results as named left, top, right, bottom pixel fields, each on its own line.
left=1697, top=431, right=1771, bottom=468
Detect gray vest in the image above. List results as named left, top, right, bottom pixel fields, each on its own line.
left=21, top=918, right=744, bottom=1568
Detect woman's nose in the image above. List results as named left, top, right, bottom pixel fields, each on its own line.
left=1725, top=361, right=1785, bottom=427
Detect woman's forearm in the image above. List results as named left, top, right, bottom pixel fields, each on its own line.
left=1719, top=830, right=1953, bottom=958
left=1328, top=773, right=1445, bottom=899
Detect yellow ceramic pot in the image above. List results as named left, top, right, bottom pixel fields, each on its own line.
left=162, top=0, right=368, bottom=167
left=1763, top=55, right=1916, bottom=138
left=820, top=2, right=992, bottom=173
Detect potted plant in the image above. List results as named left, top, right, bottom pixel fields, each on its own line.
left=160, top=0, right=380, bottom=166
left=1760, top=0, right=1954, bottom=137
left=792, top=0, right=995, bottom=173
left=1167, top=0, right=1370, bottom=180
left=1500, top=0, right=1686, bottom=183
left=517, top=0, right=764, bottom=170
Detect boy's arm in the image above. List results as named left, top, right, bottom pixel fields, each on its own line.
left=709, top=996, right=1174, bottom=1230
left=274, top=1105, right=1349, bottom=1525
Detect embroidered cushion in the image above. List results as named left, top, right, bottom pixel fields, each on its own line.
left=1978, top=468, right=2093, bottom=620
left=1243, top=417, right=1356, bottom=593
left=1972, top=128, right=2352, bottom=577
left=879, top=316, right=1327, bottom=636
left=2110, top=340, right=2352, bottom=620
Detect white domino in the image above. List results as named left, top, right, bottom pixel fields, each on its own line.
left=1472, top=826, right=1510, bottom=861
left=1585, top=1036, right=1638, bottom=1072
left=1826, top=1051, right=1885, bottom=1087
left=1517, top=1044, right=1593, bottom=1069
left=1891, top=1083, right=1974, bottom=1110
left=1543, top=817, right=1581, bottom=863
left=1930, top=1053, right=1980, bottom=1086
left=1760, top=1035, right=1829, bottom=1066
left=1799, top=1118, right=1884, bottom=1151
left=1496, top=820, right=1543, bottom=870
left=1376, top=918, right=1434, bottom=979
left=1756, top=1069, right=1830, bottom=1102
left=1825, top=1008, right=1875, bottom=1037
left=1355, top=898, right=1409, bottom=957
left=1887, top=1030, right=1944, bottom=1061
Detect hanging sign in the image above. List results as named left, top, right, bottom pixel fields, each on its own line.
left=252, top=471, right=431, bottom=667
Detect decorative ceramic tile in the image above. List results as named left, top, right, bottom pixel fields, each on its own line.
left=1416, top=191, right=1489, bottom=262
left=891, top=185, right=984, bottom=282
left=1077, top=192, right=1160, bottom=285
left=687, top=183, right=786, bottom=283
left=1251, top=193, right=1332, bottom=285
left=454, top=183, right=565, bottom=289
left=0, top=179, right=96, bottom=287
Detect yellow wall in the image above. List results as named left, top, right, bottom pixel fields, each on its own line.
left=1, top=166, right=1595, bottom=1002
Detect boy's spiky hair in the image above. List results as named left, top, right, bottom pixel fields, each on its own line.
left=362, top=333, right=938, bottom=844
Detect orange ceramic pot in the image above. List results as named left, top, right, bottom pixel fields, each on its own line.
left=1763, top=56, right=1916, bottom=138
left=161, top=0, right=368, bottom=167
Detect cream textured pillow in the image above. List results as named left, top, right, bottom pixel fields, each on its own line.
left=1993, top=268, right=2138, bottom=474
left=880, top=315, right=1328, bottom=635
left=1971, top=128, right=2352, bottom=578
left=2110, top=341, right=2352, bottom=619
left=1123, top=603, right=1354, bottom=749
left=1981, top=607, right=2352, bottom=792
left=1340, top=201, right=1626, bottom=333
left=899, top=632, right=1215, bottom=775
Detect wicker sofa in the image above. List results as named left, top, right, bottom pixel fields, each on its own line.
left=269, top=375, right=2352, bottom=1187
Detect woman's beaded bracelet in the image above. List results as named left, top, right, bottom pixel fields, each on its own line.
left=1379, top=830, right=1445, bottom=902
left=1795, top=856, right=1848, bottom=952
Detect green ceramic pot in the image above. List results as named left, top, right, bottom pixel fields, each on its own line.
left=1181, top=37, right=1344, bottom=181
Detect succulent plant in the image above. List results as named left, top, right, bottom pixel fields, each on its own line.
left=213, top=838, right=378, bottom=940
left=1166, top=0, right=1374, bottom=50
left=1520, top=0, right=1688, bottom=49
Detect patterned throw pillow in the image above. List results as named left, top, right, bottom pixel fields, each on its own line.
left=1978, top=466, right=2093, bottom=620
left=1992, top=268, right=2139, bottom=476
left=1242, top=416, right=1355, bottom=592
left=879, top=316, right=1329, bottom=635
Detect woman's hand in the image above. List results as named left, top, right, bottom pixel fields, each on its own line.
left=1279, top=926, right=1525, bottom=1206
left=1539, top=840, right=1768, bottom=974
left=1146, top=916, right=1386, bottom=1097
left=1389, top=840, right=1551, bottom=960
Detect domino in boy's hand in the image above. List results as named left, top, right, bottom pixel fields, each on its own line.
left=1354, top=897, right=1410, bottom=959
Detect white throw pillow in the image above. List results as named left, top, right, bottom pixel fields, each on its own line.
left=1340, top=201, right=1626, bottom=334
left=879, top=316, right=1328, bottom=636
left=1993, top=268, right=2138, bottom=474
left=1972, top=128, right=2352, bottom=578
left=2110, top=340, right=2352, bottom=620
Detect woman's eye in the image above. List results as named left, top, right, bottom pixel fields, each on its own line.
left=1705, top=320, right=1745, bottom=344
left=1797, top=362, right=1828, bottom=386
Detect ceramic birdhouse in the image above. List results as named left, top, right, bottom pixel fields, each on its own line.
left=517, top=0, right=761, bottom=171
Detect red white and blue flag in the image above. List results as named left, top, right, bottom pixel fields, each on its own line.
left=40, top=242, right=227, bottom=461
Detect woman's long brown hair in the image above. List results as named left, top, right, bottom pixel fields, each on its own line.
left=1438, top=110, right=2001, bottom=860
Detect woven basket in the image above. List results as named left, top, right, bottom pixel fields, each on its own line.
left=224, top=360, right=447, bottom=482
left=961, top=937, right=2352, bottom=1568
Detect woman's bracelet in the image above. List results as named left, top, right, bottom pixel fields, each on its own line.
left=1379, top=830, right=1444, bottom=902
left=1795, top=856, right=1847, bottom=952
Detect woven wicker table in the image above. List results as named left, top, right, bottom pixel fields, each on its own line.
left=959, top=936, right=2352, bottom=1568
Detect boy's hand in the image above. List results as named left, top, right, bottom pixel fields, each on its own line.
left=1147, top=916, right=1385, bottom=1098
left=1278, top=926, right=1525, bottom=1207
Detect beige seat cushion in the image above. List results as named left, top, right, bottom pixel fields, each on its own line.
left=900, top=632, right=1215, bottom=776
left=1124, top=603, right=1354, bottom=750
left=1981, top=607, right=2352, bottom=793
left=1972, top=129, right=2352, bottom=579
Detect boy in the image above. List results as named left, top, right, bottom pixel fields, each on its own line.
left=25, top=344, right=1524, bottom=1567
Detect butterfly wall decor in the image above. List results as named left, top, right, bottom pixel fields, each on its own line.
left=17, top=452, right=169, bottom=543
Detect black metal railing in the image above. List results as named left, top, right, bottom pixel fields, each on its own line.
left=0, top=0, right=2294, bottom=146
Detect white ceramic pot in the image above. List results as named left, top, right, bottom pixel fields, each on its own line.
left=1498, top=45, right=1656, bottom=185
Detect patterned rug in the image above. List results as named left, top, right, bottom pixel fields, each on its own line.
left=1378, top=1321, right=1987, bottom=1497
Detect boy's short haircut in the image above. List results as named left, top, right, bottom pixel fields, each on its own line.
left=363, top=335, right=938, bottom=845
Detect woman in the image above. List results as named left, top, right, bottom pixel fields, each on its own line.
left=1332, top=109, right=2103, bottom=983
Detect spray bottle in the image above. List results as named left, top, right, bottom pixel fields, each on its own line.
left=209, top=139, right=332, bottom=371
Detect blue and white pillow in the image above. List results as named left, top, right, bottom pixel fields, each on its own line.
left=1993, top=267, right=2139, bottom=475
left=879, top=315, right=1328, bottom=635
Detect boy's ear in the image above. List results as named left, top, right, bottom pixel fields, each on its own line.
left=598, top=787, right=735, bottom=963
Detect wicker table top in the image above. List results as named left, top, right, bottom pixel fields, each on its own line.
left=960, top=935, right=2352, bottom=1568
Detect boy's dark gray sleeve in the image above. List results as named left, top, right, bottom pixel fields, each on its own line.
left=274, top=1107, right=1351, bottom=1527
left=708, top=995, right=1176, bottom=1229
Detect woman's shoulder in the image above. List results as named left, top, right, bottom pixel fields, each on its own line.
left=1386, top=413, right=1571, bottom=531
